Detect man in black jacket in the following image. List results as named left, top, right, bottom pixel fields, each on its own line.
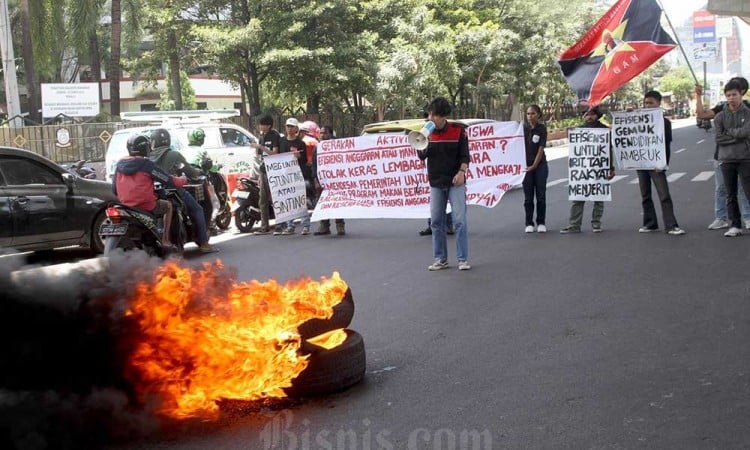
left=416, top=97, right=471, bottom=271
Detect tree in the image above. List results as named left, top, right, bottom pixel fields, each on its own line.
left=659, top=66, right=695, bottom=102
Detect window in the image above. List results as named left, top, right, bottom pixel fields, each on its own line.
left=0, top=157, right=62, bottom=185
left=220, top=128, right=250, bottom=147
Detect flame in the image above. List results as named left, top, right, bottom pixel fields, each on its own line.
left=122, top=260, right=348, bottom=419
left=306, top=328, right=348, bottom=350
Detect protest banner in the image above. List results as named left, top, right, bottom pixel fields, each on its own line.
left=611, top=108, right=667, bottom=170
left=265, top=152, right=308, bottom=223
left=311, top=121, right=526, bottom=221
left=568, top=128, right=612, bottom=201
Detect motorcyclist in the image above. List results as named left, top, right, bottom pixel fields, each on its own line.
left=181, top=128, right=218, bottom=233
left=112, top=134, right=187, bottom=250
left=148, top=128, right=217, bottom=253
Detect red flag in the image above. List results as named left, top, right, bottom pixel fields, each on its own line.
left=558, top=0, right=676, bottom=106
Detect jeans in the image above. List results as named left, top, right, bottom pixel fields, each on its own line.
left=180, top=189, right=209, bottom=245
left=430, top=185, right=468, bottom=263
left=284, top=213, right=310, bottom=231
left=637, top=170, right=678, bottom=229
left=714, top=160, right=750, bottom=220
left=569, top=201, right=603, bottom=227
left=522, top=163, right=548, bottom=226
left=720, top=161, right=750, bottom=229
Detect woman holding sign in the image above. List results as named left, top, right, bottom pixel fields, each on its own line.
left=522, top=105, right=548, bottom=233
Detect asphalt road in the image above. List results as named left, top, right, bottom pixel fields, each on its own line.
left=12, top=119, right=750, bottom=449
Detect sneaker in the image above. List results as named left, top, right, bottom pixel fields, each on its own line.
left=744, top=219, right=750, bottom=230
left=427, top=260, right=449, bottom=271
left=301, top=227, right=310, bottom=235
left=314, top=227, right=331, bottom=235
left=592, top=225, right=602, bottom=233
left=559, top=226, right=580, bottom=234
left=536, top=224, right=547, bottom=233
left=336, top=224, right=346, bottom=236
left=199, top=244, right=219, bottom=254
left=707, top=218, right=730, bottom=230
left=458, top=261, right=471, bottom=271
left=524, top=225, right=535, bottom=233
left=282, top=228, right=295, bottom=235
left=724, top=227, right=742, bottom=237
left=638, top=227, right=658, bottom=233
left=447, top=226, right=455, bottom=235
left=253, top=227, right=271, bottom=235
left=418, top=227, right=432, bottom=236
left=667, top=227, right=686, bottom=236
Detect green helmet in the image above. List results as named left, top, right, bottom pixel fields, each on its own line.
left=188, top=128, right=205, bottom=146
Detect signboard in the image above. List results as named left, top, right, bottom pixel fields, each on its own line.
left=610, top=108, right=667, bottom=171
left=265, top=152, right=308, bottom=223
left=716, top=17, right=733, bottom=39
left=41, top=83, right=100, bottom=118
left=311, top=121, right=526, bottom=221
left=567, top=128, right=612, bottom=202
left=692, top=43, right=718, bottom=61
left=692, top=10, right=716, bottom=43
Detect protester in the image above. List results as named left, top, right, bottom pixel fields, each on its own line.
left=312, top=125, right=346, bottom=236
left=416, top=97, right=470, bottom=271
left=277, top=118, right=311, bottom=235
left=560, top=106, right=615, bottom=234
left=522, top=104, right=548, bottom=233
left=636, top=91, right=685, bottom=235
left=148, top=128, right=216, bottom=252
left=250, top=114, right=281, bottom=235
left=714, top=80, right=750, bottom=237
left=695, top=78, right=750, bottom=230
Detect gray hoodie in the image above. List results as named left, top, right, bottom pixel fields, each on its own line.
left=715, top=102, right=750, bottom=161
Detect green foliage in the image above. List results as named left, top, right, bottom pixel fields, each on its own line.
left=659, top=66, right=695, bottom=101
left=158, top=70, right=196, bottom=110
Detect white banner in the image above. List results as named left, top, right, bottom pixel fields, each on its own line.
left=311, top=121, right=526, bottom=221
left=567, top=128, right=612, bottom=202
left=611, top=108, right=667, bottom=170
left=41, top=83, right=100, bottom=118
left=265, top=153, right=308, bottom=223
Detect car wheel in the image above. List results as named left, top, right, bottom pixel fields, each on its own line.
left=91, top=211, right=110, bottom=253
left=297, top=288, right=354, bottom=340
left=235, top=207, right=259, bottom=233
left=284, top=329, right=365, bottom=397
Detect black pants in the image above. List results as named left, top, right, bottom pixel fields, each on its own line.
left=720, top=161, right=750, bottom=228
left=522, top=164, right=548, bottom=226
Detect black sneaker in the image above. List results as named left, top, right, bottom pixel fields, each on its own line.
left=418, top=227, right=432, bottom=236
left=447, top=226, right=455, bottom=235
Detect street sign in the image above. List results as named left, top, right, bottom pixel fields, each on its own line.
left=41, top=83, right=100, bottom=118
left=692, top=10, right=716, bottom=43
left=692, top=43, right=718, bottom=61
left=716, top=17, right=733, bottom=39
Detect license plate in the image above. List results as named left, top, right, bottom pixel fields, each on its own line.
left=232, top=189, right=250, bottom=199
left=99, top=223, right=128, bottom=236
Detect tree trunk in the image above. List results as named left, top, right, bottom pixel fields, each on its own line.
left=247, top=65, right=261, bottom=117
left=167, top=31, right=182, bottom=110
left=89, top=31, right=103, bottom=108
left=19, top=0, right=39, bottom=123
left=109, top=0, right=121, bottom=117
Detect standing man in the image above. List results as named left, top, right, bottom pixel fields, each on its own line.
left=637, top=90, right=685, bottom=235
left=416, top=97, right=471, bottom=271
left=560, top=106, right=615, bottom=233
left=278, top=118, right=312, bottom=235
left=715, top=80, right=750, bottom=237
left=250, top=114, right=281, bottom=235
left=312, top=125, right=346, bottom=235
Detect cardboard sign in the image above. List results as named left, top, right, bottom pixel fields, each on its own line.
left=567, top=128, right=612, bottom=201
left=265, top=152, right=308, bottom=223
left=611, top=108, right=667, bottom=170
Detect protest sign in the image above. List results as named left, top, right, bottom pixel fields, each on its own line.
left=611, top=108, right=667, bottom=170
left=568, top=128, right=612, bottom=201
left=265, top=152, right=308, bottom=223
left=311, top=121, right=526, bottom=221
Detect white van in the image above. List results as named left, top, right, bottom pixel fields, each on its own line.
left=105, top=110, right=259, bottom=181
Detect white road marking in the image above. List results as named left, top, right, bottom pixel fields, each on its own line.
left=628, top=177, right=639, bottom=184
left=697, top=139, right=705, bottom=144
left=691, top=171, right=714, bottom=181
left=675, top=148, right=686, bottom=153
left=547, top=178, right=569, bottom=187
left=667, top=172, right=685, bottom=182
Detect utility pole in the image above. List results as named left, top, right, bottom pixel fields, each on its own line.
left=0, top=0, right=22, bottom=127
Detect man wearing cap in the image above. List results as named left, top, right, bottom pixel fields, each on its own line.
left=276, top=118, right=312, bottom=235
left=560, top=107, right=615, bottom=234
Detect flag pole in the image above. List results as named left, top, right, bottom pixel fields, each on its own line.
left=655, top=0, right=700, bottom=85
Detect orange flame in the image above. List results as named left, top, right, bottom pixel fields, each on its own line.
left=123, top=260, right=348, bottom=419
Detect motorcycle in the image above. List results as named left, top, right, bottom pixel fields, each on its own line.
left=62, top=160, right=97, bottom=179
left=99, top=182, right=202, bottom=257
left=207, top=167, right=231, bottom=231
left=231, top=176, right=272, bottom=233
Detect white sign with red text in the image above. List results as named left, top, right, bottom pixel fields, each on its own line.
left=310, top=121, right=526, bottom=220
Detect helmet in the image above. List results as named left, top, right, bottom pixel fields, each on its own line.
left=301, top=121, right=320, bottom=139
left=127, top=134, right=151, bottom=157
left=188, top=128, right=205, bottom=146
left=150, top=128, right=171, bottom=149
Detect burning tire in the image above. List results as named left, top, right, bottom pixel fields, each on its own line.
left=297, top=288, right=354, bottom=340
left=284, top=329, right=365, bottom=397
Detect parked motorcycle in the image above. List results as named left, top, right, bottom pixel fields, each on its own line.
left=208, top=169, right=231, bottom=231
left=99, top=183, right=202, bottom=257
left=62, top=160, right=97, bottom=179
left=231, top=176, right=268, bottom=233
